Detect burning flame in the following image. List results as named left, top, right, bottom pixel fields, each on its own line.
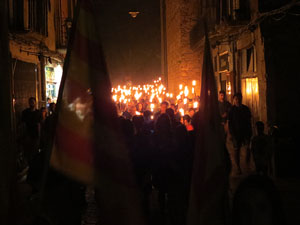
left=179, top=108, right=184, bottom=116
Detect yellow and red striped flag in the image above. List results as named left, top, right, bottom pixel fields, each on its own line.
left=187, top=24, right=230, bottom=225
left=50, top=1, right=145, bottom=224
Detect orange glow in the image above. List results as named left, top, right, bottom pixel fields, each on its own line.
left=179, top=108, right=184, bottom=116
left=184, top=86, right=189, bottom=97
left=193, top=101, right=198, bottom=108
left=226, top=82, right=232, bottom=95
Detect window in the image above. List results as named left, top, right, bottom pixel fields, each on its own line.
left=8, top=0, right=49, bottom=35
left=241, top=77, right=259, bottom=122
left=239, top=46, right=257, bottom=76
left=234, top=0, right=250, bottom=21
left=9, top=0, right=24, bottom=30
left=223, top=0, right=250, bottom=22
left=219, top=52, right=230, bottom=72
left=28, top=0, right=49, bottom=36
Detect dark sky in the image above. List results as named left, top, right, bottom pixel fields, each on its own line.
left=97, top=0, right=161, bottom=85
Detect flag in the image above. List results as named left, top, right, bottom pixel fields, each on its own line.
left=187, top=22, right=230, bottom=225
left=50, top=1, right=145, bottom=224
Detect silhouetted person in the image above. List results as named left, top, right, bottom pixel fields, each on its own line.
left=132, top=115, right=144, bottom=134
left=122, top=105, right=136, bottom=120
left=143, top=110, right=154, bottom=135
left=183, top=114, right=194, bottom=132
left=218, top=90, right=231, bottom=125
left=169, top=124, right=193, bottom=225
left=228, top=93, right=252, bottom=175
left=46, top=97, right=51, bottom=114
left=171, top=103, right=181, bottom=123
left=152, top=113, right=174, bottom=221
left=251, top=121, right=272, bottom=175
left=218, top=90, right=231, bottom=139
left=166, top=107, right=181, bottom=131
left=154, top=101, right=169, bottom=121
left=188, top=108, right=195, bottom=118
left=48, top=102, right=56, bottom=115
left=21, top=97, right=41, bottom=164
left=131, top=115, right=153, bottom=218
left=136, top=102, right=144, bottom=113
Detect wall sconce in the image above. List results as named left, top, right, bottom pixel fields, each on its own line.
left=129, top=10, right=140, bottom=18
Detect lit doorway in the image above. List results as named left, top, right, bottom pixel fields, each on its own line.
left=45, top=65, right=63, bottom=103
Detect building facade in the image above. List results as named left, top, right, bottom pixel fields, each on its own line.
left=163, top=0, right=300, bottom=129
left=8, top=0, right=77, bottom=121
left=162, top=0, right=300, bottom=175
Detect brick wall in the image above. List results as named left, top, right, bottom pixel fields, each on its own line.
left=165, top=0, right=202, bottom=95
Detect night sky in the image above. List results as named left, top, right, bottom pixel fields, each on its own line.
left=97, top=0, right=161, bottom=86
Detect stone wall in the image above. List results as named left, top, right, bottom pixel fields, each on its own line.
left=165, top=0, right=268, bottom=124
left=165, top=0, right=202, bottom=95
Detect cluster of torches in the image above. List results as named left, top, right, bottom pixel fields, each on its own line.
left=111, top=77, right=200, bottom=117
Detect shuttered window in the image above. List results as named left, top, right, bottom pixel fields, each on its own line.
left=28, top=0, right=49, bottom=36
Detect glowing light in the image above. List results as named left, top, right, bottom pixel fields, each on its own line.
left=111, top=77, right=200, bottom=117
left=136, top=111, right=141, bottom=115
left=246, top=81, right=251, bottom=95
left=179, top=108, right=184, bottom=116
left=54, top=65, right=63, bottom=98
left=227, top=82, right=232, bottom=95
left=193, top=101, right=198, bottom=108
left=184, top=86, right=189, bottom=97
left=150, top=103, right=155, bottom=112
left=134, top=91, right=142, bottom=100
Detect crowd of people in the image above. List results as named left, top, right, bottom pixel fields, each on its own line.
left=17, top=97, right=56, bottom=189
left=16, top=88, right=276, bottom=224
left=117, top=89, right=274, bottom=176
left=106, top=89, right=274, bottom=223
